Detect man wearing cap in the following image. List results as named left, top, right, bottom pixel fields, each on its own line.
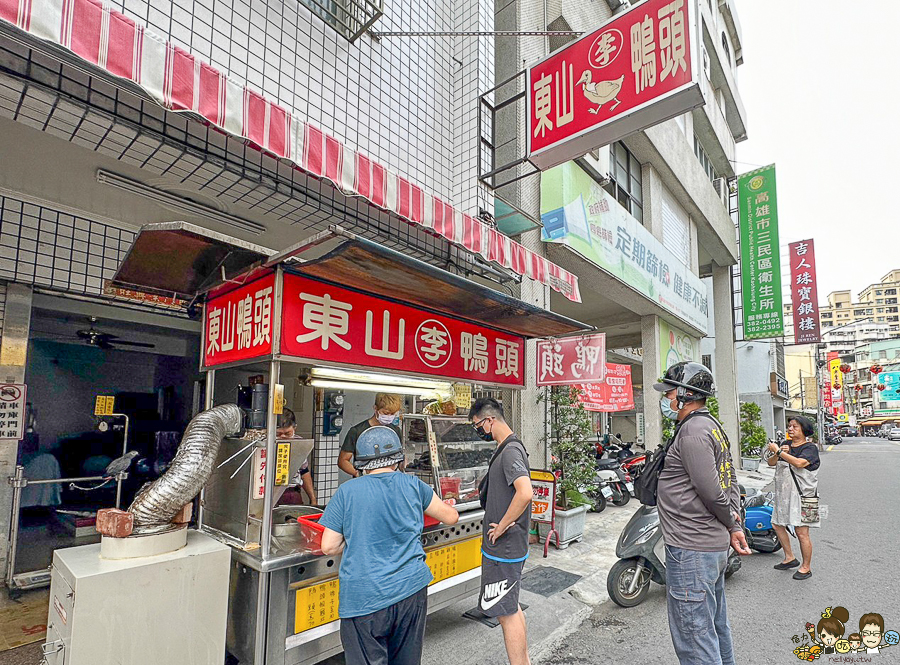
left=652, top=361, right=750, bottom=665
left=320, top=426, right=459, bottom=665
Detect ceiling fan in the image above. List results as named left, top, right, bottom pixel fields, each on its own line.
left=76, top=317, right=156, bottom=350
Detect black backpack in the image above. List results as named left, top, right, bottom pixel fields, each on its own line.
left=634, top=411, right=722, bottom=506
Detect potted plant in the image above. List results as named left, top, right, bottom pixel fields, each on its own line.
left=537, top=386, right=596, bottom=548
left=739, top=401, right=767, bottom=472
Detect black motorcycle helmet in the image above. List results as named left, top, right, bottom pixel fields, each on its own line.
left=653, top=361, right=716, bottom=408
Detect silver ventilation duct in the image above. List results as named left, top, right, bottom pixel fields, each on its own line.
left=129, top=404, right=243, bottom=533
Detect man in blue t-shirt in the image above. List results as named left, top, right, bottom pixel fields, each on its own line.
left=320, top=426, right=459, bottom=665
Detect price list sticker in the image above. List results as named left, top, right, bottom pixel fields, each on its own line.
left=275, top=442, right=291, bottom=485
left=294, top=579, right=340, bottom=633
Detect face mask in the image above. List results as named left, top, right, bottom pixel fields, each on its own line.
left=660, top=396, right=679, bottom=420
left=376, top=412, right=398, bottom=426
left=474, top=421, right=494, bottom=442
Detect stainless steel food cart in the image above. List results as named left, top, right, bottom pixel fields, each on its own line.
left=108, top=222, right=589, bottom=665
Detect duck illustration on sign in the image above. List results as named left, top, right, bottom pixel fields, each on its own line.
left=578, top=71, right=625, bottom=114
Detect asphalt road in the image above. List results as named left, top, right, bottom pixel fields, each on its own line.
left=544, top=436, right=900, bottom=665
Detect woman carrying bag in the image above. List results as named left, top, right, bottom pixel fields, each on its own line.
left=766, top=416, right=820, bottom=581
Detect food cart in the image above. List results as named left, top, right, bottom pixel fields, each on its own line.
left=108, top=221, right=589, bottom=665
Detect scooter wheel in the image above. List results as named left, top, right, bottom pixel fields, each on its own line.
left=607, top=558, right=651, bottom=607
left=612, top=486, right=631, bottom=507
left=588, top=491, right=607, bottom=513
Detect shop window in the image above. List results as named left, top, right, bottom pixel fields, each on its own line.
left=886, top=289, right=897, bottom=295
left=721, top=33, right=731, bottom=67
left=300, top=0, right=383, bottom=42
left=702, top=354, right=712, bottom=370
left=603, top=142, right=643, bottom=224
left=693, top=136, right=718, bottom=183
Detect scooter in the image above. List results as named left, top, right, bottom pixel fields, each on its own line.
left=742, top=487, right=782, bottom=554
left=590, top=460, right=632, bottom=512
left=607, top=504, right=742, bottom=607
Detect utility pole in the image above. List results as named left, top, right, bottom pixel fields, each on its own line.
left=800, top=368, right=805, bottom=412
left=815, top=343, right=827, bottom=448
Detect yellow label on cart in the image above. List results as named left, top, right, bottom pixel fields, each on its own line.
left=294, top=578, right=340, bottom=634
left=94, top=395, right=114, bottom=416
left=293, top=537, right=483, bottom=634
left=275, top=443, right=291, bottom=485
left=426, top=536, right=482, bottom=585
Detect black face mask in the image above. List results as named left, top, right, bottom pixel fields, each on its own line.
left=474, top=423, right=494, bottom=442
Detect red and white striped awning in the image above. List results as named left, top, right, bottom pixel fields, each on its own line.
left=0, top=0, right=582, bottom=303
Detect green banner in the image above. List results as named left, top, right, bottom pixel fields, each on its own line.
left=738, top=165, right=784, bottom=339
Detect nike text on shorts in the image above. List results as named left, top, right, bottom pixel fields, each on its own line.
left=479, top=557, right=524, bottom=618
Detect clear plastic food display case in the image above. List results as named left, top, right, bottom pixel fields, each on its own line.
left=402, top=414, right=495, bottom=511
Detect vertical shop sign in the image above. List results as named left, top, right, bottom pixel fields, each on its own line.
left=526, top=0, right=703, bottom=170
left=535, top=333, right=607, bottom=386
left=738, top=165, right=784, bottom=339
left=529, top=470, right=556, bottom=524
left=788, top=239, right=821, bottom=344
left=204, top=273, right=276, bottom=367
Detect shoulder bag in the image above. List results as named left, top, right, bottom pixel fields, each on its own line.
left=477, top=437, right=526, bottom=510
left=787, top=446, right=819, bottom=524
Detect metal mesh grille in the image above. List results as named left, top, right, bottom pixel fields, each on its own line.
left=312, top=396, right=341, bottom=504
left=0, top=195, right=135, bottom=296
left=0, top=34, right=514, bottom=288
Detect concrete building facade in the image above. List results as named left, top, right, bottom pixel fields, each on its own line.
left=494, top=0, right=748, bottom=454
left=736, top=339, right=787, bottom=440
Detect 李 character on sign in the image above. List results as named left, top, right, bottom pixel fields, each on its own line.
left=417, top=320, right=451, bottom=368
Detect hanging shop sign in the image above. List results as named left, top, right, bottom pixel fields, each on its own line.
left=828, top=352, right=844, bottom=416
left=579, top=363, right=635, bottom=412
left=542, top=163, right=708, bottom=332
left=770, top=373, right=789, bottom=399
left=526, top=0, right=702, bottom=170
left=204, top=273, right=276, bottom=367
left=876, top=372, right=900, bottom=411
left=535, top=333, right=606, bottom=386
left=738, top=164, right=784, bottom=340
left=280, top=274, right=526, bottom=387
left=787, top=239, right=821, bottom=344
left=0, top=384, right=27, bottom=440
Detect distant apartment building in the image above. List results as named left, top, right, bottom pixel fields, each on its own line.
left=783, top=269, right=900, bottom=343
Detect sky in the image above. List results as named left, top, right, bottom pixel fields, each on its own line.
left=734, top=1, right=900, bottom=301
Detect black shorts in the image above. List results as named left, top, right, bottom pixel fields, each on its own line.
left=340, top=586, right=428, bottom=665
left=479, top=557, right=525, bottom=618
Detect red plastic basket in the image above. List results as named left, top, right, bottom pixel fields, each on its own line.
left=439, top=476, right=461, bottom=498
left=296, top=513, right=326, bottom=555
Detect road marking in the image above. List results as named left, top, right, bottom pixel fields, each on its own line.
left=828, top=445, right=834, bottom=451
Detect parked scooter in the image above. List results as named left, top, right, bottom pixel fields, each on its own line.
left=590, top=459, right=633, bottom=512
left=741, top=487, right=782, bottom=553
left=607, top=504, right=742, bottom=607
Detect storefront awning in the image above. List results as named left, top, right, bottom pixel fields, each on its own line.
left=112, top=223, right=591, bottom=339
left=0, top=0, right=581, bottom=303
left=111, top=222, right=273, bottom=301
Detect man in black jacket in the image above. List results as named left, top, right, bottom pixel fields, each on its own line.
left=653, top=362, right=750, bottom=665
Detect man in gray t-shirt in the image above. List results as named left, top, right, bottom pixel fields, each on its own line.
left=471, top=398, right=533, bottom=665
left=653, top=362, right=750, bottom=665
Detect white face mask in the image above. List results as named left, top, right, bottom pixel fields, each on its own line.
left=376, top=412, right=399, bottom=426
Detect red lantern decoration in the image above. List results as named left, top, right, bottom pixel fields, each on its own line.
left=878, top=384, right=886, bottom=391
left=855, top=385, right=863, bottom=392
left=871, top=365, right=884, bottom=375
left=839, top=364, right=852, bottom=374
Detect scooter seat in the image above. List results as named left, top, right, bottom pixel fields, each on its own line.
left=595, top=458, right=622, bottom=469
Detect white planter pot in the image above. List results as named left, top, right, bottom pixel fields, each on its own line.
left=741, top=457, right=761, bottom=472
left=537, top=503, right=588, bottom=550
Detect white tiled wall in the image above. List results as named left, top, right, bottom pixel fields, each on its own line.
left=109, top=0, right=483, bottom=210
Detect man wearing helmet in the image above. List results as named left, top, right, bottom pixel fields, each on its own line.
left=653, top=361, right=750, bottom=665
left=319, top=426, right=459, bottom=665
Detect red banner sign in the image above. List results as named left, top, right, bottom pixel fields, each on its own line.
left=579, top=364, right=635, bottom=412
left=526, top=0, right=701, bottom=170
left=280, top=274, right=525, bottom=386
left=536, top=333, right=606, bottom=386
left=204, top=273, right=276, bottom=367
left=788, top=239, right=821, bottom=344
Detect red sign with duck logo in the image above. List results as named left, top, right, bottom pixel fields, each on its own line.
left=527, top=0, right=703, bottom=170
